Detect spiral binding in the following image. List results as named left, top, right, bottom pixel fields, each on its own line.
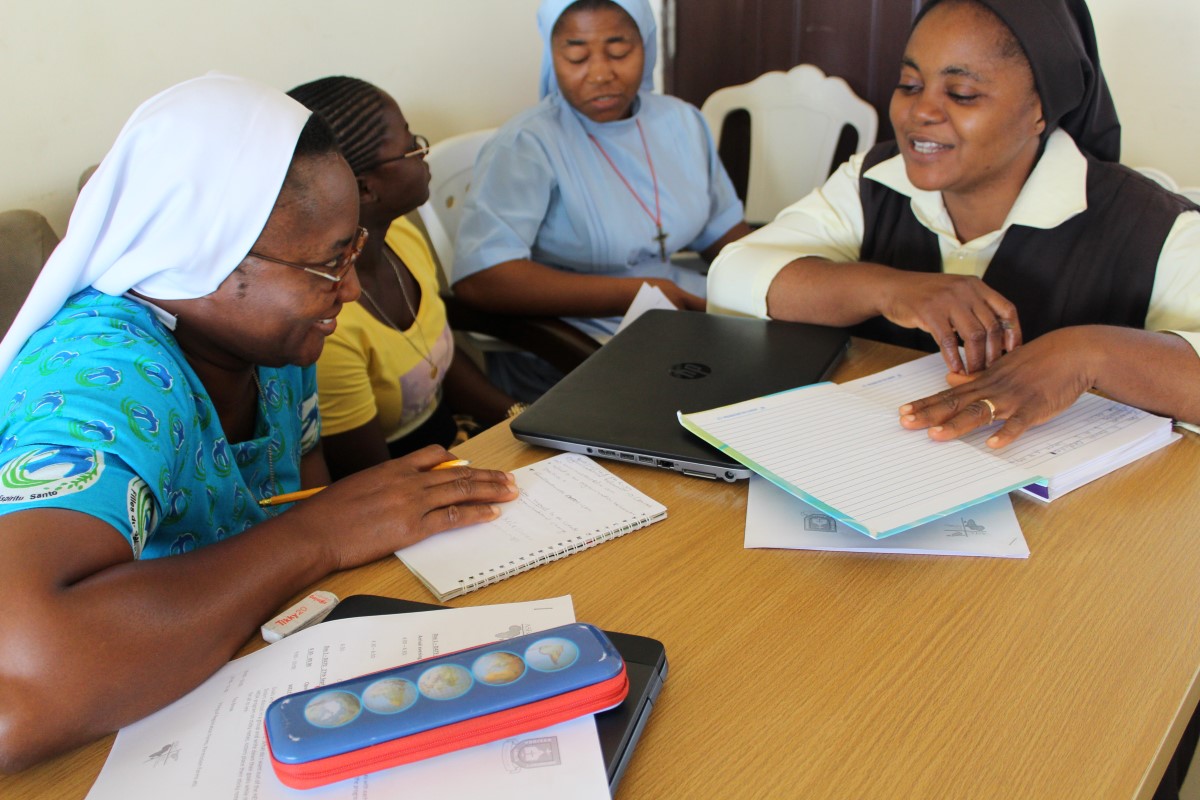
left=457, top=515, right=657, bottom=594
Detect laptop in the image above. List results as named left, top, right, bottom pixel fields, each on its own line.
left=323, top=595, right=667, bottom=796
left=511, top=309, right=850, bottom=481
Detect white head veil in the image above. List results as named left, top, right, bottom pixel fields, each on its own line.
left=0, top=73, right=311, bottom=374
left=537, top=0, right=657, bottom=100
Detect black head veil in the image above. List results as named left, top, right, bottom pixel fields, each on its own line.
left=914, top=0, right=1120, bottom=162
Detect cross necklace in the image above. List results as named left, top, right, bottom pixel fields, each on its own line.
left=587, top=120, right=668, bottom=262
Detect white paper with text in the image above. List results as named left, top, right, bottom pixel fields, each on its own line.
left=85, top=596, right=610, bottom=800
left=746, top=476, right=1029, bottom=557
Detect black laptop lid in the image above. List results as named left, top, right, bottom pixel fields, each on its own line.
left=511, top=310, right=849, bottom=481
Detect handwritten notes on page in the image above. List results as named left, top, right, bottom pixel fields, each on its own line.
left=398, top=454, right=667, bottom=601
left=85, top=597, right=610, bottom=800
left=679, top=353, right=1176, bottom=538
left=746, top=477, right=1029, bottom=558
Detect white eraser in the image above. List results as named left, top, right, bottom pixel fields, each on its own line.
left=261, top=591, right=339, bottom=643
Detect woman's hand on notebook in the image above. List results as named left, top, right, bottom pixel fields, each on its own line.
left=897, top=328, right=1096, bottom=448
left=292, top=445, right=519, bottom=570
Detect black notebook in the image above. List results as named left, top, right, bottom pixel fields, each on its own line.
left=323, top=595, right=668, bottom=796
left=511, top=310, right=849, bottom=481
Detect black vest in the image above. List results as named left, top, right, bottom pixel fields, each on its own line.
left=853, top=141, right=1195, bottom=351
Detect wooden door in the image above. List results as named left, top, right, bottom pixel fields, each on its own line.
left=662, top=0, right=920, bottom=196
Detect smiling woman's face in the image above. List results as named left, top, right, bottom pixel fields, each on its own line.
left=551, top=6, right=644, bottom=123
left=890, top=1, right=1045, bottom=205
left=169, top=152, right=362, bottom=371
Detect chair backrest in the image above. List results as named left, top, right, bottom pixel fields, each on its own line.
left=0, top=209, right=58, bottom=335
left=416, top=128, right=497, bottom=285
left=701, top=64, right=878, bottom=225
left=1133, top=165, right=1180, bottom=192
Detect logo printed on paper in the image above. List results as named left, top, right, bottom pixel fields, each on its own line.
left=502, top=735, right=561, bottom=774
left=943, top=516, right=988, bottom=537
left=494, top=624, right=529, bottom=640
left=144, top=741, right=181, bottom=768
left=804, top=513, right=837, bottom=532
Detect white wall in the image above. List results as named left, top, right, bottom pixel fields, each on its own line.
left=1089, top=0, right=1200, bottom=186
left=0, top=0, right=544, bottom=234
left=1, top=0, right=1196, bottom=235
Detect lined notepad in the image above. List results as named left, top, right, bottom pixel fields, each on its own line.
left=680, top=353, right=1176, bottom=539
left=397, top=453, right=667, bottom=601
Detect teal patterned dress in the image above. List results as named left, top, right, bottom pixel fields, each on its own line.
left=0, top=289, right=320, bottom=558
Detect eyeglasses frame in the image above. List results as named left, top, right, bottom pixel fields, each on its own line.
left=366, top=134, right=431, bottom=171
left=247, top=225, right=369, bottom=284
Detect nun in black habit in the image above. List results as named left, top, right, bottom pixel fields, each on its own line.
left=706, top=0, right=1200, bottom=448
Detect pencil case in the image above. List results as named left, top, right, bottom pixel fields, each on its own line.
left=264, top=622, right=628, bottom=789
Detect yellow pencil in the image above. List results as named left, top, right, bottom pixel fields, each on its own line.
left=257, top=459, right=471, bottom=507
left=258, top=486, right=325, bottom=507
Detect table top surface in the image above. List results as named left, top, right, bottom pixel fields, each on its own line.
left=6, top=338, right=1200, bottom=800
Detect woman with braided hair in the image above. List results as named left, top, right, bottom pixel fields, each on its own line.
left=288, top=77, right=520, bottom=480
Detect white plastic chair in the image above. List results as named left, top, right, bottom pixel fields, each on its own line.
left=416, top=128, right=496, bottom=286
left=701, top=64, right=878, bottom=225
left=415, top=129, right=599, bottom=371
left=1133, top=165, right=1180, bottom=192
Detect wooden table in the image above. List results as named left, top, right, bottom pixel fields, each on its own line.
left=6, top=339, right=1200, bottom=799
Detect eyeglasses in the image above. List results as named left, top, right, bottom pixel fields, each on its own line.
left=247, top=226, right=368, bottom=284
left=367, top=134, right=431, bottom=170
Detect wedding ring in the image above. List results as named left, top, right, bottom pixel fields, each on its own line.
left=979, top=398, right=997, bottom=424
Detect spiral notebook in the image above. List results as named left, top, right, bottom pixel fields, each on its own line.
left=396, top=453, right=667, bottom=601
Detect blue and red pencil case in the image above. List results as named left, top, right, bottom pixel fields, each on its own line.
left=263, top=622, right=628, bottom=789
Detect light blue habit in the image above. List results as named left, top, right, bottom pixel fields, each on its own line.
left=452, top=0, right=744, bottom=341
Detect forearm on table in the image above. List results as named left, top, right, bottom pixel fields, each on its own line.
left=0, top=509, right=337, bottom=771
left=1085, top=327, right=1200, bottom=424
left=453, top=259, right=645, bottom=317
left=764, top=258, right=897, bottom=326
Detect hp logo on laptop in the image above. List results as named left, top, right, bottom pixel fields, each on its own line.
left=668, top=362, right=712, bottom=380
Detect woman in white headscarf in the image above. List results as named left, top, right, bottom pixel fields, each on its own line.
left=0, top=74, right=517, bottom=772
left=451, top=0, right=751, bottom=401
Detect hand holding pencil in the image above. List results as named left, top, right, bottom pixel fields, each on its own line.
left=258, top=445, right=518, bottom=569
left=258, top=459, right=472, bottom=507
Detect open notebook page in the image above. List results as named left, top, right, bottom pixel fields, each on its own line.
left=679, top=382, right=1035, bottom=538
left=842, top=354, right=1177, bottom=499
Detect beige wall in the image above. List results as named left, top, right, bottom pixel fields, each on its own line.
left=1, top=0, right=1196, bottom=235
left=0, top=0, right=544, bottom=234
left=1090, top=0, right=1200, bottom=186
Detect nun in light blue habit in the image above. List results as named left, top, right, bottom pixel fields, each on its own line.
left=452, top=0, right=745, bottom=400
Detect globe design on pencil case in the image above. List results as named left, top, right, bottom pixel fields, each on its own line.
left=472, top=651, right=526, bottom=685
left=524, top=638, right=579, bottom=672
left=418, top=664, right=473, bottom=700
left=304, top=690, right=362, bottom=728
left=362, top=678, right=418, bottom=714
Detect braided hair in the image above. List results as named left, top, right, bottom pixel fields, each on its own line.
left=288, top=76, right=386, bottom=176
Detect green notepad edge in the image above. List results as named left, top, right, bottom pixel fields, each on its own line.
left=677, top=409, right=1037, bottom=539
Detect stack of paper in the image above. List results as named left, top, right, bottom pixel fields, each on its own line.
left=680, top=353, right=1177, bottom=539
left=745, top=477, right=1029, bottom=558
left=84, top=597, right=609, bottom=800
